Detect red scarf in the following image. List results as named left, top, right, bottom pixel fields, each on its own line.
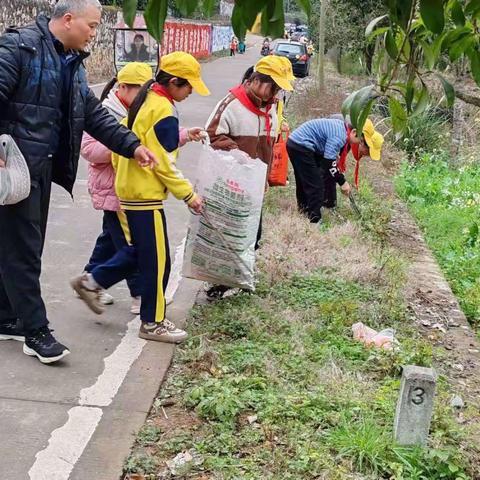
left=338, top=124, right=362, bottom=187
left=230, top=84, right=274, bottom=144
left=115, top=91, right=130, bottom=109
left=151, top=83, right=174, bottom=104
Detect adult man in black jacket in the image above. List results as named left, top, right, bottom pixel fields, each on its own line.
left=0, top=0, right=158, bottom=364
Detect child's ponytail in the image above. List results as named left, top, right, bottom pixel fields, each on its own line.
left=100, top=77, right=118, bottom=102
left=127, top=70, right=189, bottom=130
left=127, top=79, right=155, bottom=130
left=241, top=66, right=254, bottom=84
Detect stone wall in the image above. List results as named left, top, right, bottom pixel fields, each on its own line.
left=219, top=0, right=234, bottom=18
left=0, top=0, right=119, bottom=82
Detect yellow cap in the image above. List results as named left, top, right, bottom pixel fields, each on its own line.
left=160, top=51, right=210, bottom=96
left=362, top=119, right=384, bottom=161
left=117, top=62, right=153, bottom=85
left=254, top=56, right=294, bottom=91
left=277, top=56, right=296, bottom=80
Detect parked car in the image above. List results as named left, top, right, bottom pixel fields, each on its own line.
left=271, top=40, right=310, bottom=77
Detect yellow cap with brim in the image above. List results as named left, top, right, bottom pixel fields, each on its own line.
left=363, top=118, right=384, bottom=161
left=160, top=51, right=210, bottom=96
left=254, top=56, right=294, bottom=91
left=278, top=56, right=296, bottom=80
left=117, top=62, right=153, bottom=85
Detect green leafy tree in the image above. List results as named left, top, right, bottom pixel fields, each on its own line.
left=120, top=0, right=310, bottom=42
left=309, top=0, right=386, bottom=74
left=120, top=0, right=480, bottom=132
left=343, top=0, right=480, bottom=133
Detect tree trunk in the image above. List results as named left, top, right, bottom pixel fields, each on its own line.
left=336, top=46, right=342, bottom=74
left=451, top=98, right=465, bottom=165
left=364, top=43, right=374, bottom=75
left=455, top=88, right=480, bottom=107
left=317, top=0, right=328, bottom=90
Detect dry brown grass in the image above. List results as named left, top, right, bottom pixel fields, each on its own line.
left=258, top=205, right=386, bottom=288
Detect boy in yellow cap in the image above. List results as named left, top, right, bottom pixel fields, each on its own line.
left=204, top=55, right=294, bottom=300
left=287, top=116, right=384, bottom=223
left=72, top=53, right=209, bottom=343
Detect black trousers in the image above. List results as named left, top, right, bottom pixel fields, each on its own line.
left=287, top=139, right=337, bottom=223
left=92, top=208, right=171, bottom=323
left=0, top=162, right=52, bottom=333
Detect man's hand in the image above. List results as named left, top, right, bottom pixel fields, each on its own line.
left=188, top=127, right=207, bottom=142
left=0, top=159, right=5, bottom=168
left=133, top=145, right=158, bottom=168
left=281, top=122, right=290, bottom=133
left=340, top=181, right=352, bottom=196
left=188, top=195, right=204, bottom=214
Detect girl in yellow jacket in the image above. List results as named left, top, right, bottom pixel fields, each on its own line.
left=74, top=52, right=209, bottom=344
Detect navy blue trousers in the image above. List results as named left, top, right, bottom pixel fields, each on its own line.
left=91, top=209, right=171, bottom=323
left=85, top=211, right=141, bottom=298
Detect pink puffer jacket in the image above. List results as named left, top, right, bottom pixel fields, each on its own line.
left=81, top=90, right=189, bottom=211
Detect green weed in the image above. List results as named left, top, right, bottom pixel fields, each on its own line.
left=396, top=152, right=480, bottom=324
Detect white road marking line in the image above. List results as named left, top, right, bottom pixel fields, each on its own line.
left=79, top=316, right=146, bottom=407
left=165, top=236, right=186, bottom=304
left=29, top=240, right=187, bottom=478
left=28, top=406, right=103, bottom=480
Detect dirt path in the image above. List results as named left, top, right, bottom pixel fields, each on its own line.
left=365, top=159, right=480, bottom=404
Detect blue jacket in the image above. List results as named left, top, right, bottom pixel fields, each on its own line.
left=0, top=14, right=140, bottom=194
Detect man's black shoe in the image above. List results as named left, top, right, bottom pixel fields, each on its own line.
left=0, top=321, right=25, bottom=342
left=23, top=327, right=70, bottom=364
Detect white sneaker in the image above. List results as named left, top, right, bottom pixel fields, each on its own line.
left=130, top=296, right=141, bottom=315
left=99, top=291, right=114, bottom=305
left=138, top=319, right=188, bottom=343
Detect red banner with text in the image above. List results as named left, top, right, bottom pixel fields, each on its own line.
left=160, top=21, right=212, bottom=58
left=115, top=15, right=213, bottom=60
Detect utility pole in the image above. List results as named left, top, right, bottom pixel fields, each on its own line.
left=317, top=0, right=328, bottom=90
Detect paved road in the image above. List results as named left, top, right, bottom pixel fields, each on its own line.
left=0, top=40, right=262, bottom=480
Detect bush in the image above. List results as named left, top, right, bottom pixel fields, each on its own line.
left=400, top=107, right=450, bottom=161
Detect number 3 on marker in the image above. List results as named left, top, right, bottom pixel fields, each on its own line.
left=409, top=386, right=425, bottom=405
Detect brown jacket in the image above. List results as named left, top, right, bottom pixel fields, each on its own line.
left=205, top=90, right=280, bottom=166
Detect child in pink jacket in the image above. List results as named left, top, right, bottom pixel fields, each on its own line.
left=79, top=62, right=204, bottom=314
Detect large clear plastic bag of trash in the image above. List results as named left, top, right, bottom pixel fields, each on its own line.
left=182, top=144, right=267, bottom=290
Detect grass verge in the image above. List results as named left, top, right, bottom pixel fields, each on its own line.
left=395, top=151, right=480, bottom=326
left=123, top=175, right=474, bottom=479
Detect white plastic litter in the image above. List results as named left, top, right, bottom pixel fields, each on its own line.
left=352, top=322, right=396, bottom=350
left=182, top=144, right=267, bottom=290
left=166, top=450, right=204, bottom=476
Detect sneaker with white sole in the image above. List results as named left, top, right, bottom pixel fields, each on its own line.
left=23, top=327, right=70, bottom=364
left=138, top=319, right=188, bottom=344
left=70, top=274, right=105, bottom=315
left=0, top=321, right=25, bottom=341
left=100, top=291, right=114, bottom=305
left=130, top=296, right=141, bottom=315
left=74, top=272, right=114, bottom=305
